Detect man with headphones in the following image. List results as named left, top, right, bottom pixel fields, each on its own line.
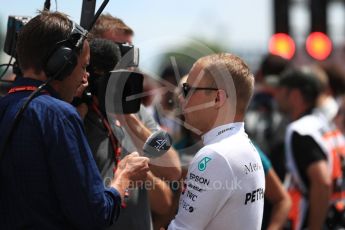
left=0, top=11, right=149, bottom=229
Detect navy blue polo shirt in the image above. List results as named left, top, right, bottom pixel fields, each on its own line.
left=0, top=78, right=121, bottom=229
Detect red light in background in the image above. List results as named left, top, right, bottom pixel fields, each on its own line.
left=306, top=32, right=332, bottom=61
left=269, top=33, right=295, bottom=60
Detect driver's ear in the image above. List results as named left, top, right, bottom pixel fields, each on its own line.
left=214, top=89, right=227, bottom=108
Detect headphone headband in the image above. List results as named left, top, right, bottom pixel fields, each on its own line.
left=44, top=20, right=88, bottom=80
left=69, top=21, right=88, bottom=49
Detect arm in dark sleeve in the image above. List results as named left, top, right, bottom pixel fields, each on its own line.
left=254, top=143, right=272, bottom=175
left=46, top=109, right=121, bottom=229
left=291, top=131, right=327, bottom=187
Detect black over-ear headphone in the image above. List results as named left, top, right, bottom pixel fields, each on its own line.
left=44, top=21, right=88, bottom=81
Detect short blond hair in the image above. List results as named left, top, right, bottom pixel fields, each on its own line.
left=90, top=14, right=134, bottom=39
left=196, top=53, right=254, bottom=115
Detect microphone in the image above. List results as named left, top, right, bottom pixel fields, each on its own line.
left=143, top=130, right=172, bottom=158
left=89, top=38, right=121, bottom=75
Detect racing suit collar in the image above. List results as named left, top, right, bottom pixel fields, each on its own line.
left=202, top=122, right=245, bottom=145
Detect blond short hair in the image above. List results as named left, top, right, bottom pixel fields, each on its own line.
left=195, top=53, right=254, bottom=115
left=90, top=14, right=134, bottom=39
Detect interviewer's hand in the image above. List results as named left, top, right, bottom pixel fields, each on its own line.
left=111, top=152, right=149, bottom=199
left=116, top=152, right=149, bottom=182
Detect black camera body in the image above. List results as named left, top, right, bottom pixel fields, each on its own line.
left=74, top=39, right=143, bottom=114
left=106, top=69, right=143, bottom=114
left=4, top=16, right=31, bottom=57
left=116, top=42, right=139, bottom=68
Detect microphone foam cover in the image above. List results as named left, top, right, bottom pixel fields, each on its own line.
left=143, top=130, right=172, bottom=158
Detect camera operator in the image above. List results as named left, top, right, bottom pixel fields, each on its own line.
left=0, top=11, right=149, bottom=229
left=75, top=14, right=181, bottom=230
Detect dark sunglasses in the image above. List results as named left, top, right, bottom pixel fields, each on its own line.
left=182, top=83, right=218, bottom=98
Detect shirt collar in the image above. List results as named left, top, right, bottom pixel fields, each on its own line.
left=202, top=122, right=245, bottom=145
left=12, top=77, right=61, bottom=99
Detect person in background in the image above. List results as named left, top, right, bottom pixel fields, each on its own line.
left=246, top=53, right=291, bottom=181
left=276, top=67, right=345, bottom=229
left=245, top=54, right=292, bottom=228
left=78, top=14, right=181, bottom=230
left=321, top=62, right=345, bottom=102
left=255, top=145, right=291, bottom=230
left=335, top=96, right=345, bottom=135
left=310, top=64, right=339, bottom=122
left=90, top=13, right=181, bottom=181
left=154, top=69, right=202, bottom=169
